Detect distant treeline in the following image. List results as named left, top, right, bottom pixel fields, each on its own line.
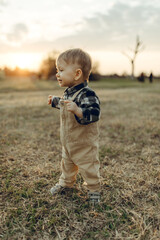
left=0, top=67, right=160, bottom=82
left=0, top=67, right=35, bottom=77
left=0, top=66, right=102, bottom=81
left=0, top=50, right=159, bottom=81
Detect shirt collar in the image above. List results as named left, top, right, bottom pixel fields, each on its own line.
left=64, top=80, right=88, bottom=96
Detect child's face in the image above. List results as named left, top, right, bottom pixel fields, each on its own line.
left=56, top=59, right=79, bottom=88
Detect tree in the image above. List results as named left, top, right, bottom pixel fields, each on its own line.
left=89, top=61, right=101, bottom=81
left=122, top=36, right=144, bottom=79
left=39, top=51, right=59, bottom=80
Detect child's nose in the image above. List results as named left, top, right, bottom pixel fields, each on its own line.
left=56, top=72, right=59, bottom=77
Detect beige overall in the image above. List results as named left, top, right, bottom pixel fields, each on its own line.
left=59, top=88, right=101, bottom=192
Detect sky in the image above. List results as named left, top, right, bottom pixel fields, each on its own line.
left=0, top=0, right=160, bottom=75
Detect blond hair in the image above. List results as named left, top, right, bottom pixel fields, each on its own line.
left=57, top=48, right=92, bottom=80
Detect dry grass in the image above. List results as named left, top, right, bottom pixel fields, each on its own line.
left=0, top=78, right=160, bottom=239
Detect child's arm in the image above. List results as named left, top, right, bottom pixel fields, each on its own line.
left=62, top=89, right=100, bottom=124
left=48, top=95, right=61, bottom=109
left=74, top=91, right=100, bottom=125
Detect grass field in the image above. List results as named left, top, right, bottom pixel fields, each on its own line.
left=0, top=77, right=160, bottom=239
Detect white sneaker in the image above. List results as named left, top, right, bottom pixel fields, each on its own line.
left=88, top=191, right=100, bottom=205
left=50, top=184, right=64, bottom=196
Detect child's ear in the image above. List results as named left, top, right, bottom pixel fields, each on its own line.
left=75, top=69, right=82, bottom=80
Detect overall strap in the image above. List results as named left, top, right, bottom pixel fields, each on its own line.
left=70, top=86, right=88, bottom=101
left=60, top=88, right=85, bottom=106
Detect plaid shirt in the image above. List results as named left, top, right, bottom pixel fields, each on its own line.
left=51, top=81, right=100, bottom=125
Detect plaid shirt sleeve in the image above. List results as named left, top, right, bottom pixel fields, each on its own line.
left=51, top=96, right=61, bottom=109
left=75, top=88, right=100, bottom=125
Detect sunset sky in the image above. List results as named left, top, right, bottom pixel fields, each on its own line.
left=0, top=0, right=160, bottom=75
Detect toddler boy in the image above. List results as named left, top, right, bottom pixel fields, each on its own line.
left=48, top=48, right=101, bottom=204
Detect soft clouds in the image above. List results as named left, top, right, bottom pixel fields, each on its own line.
left=53, top=2, right=160, bottom=51
left=0, top=0, right=7, bottom=6
left=1, top=1, right=160, bottom=52
left=0, top=0, right=160, bottom=74
left=0, top=0, right=7, bottom=12
left=6, top=23, right=28, bottom=43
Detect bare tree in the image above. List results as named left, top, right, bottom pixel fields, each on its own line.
left=122, top=36, right=144, bottom=79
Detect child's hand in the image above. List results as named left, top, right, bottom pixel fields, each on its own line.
left=64, top=100, right=77, bottom=113
left=48, top=95, right=52, bottom=105
left=64, top=100, right=83, bottom=118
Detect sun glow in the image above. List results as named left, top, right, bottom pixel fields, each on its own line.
left=1, top=53, right=43, bottom=70
left=13, top=53, right=35, bottom=69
